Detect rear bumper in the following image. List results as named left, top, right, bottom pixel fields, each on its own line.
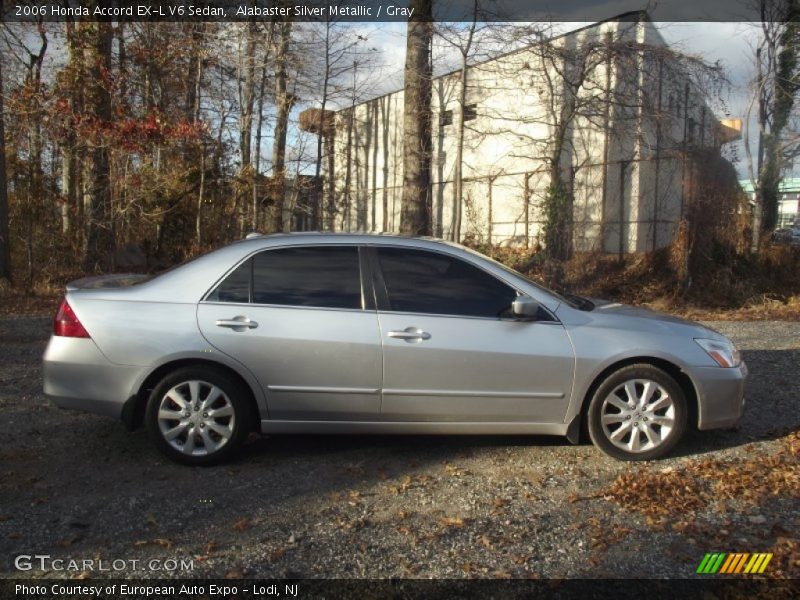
left=692, top=361, right=747, bottom=430
left=43, top=336, right=143, bottom=420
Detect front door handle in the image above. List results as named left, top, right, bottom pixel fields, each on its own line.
left=388, top=327, right=431, bottom=343
left=216, top=316, right=258, bottom=331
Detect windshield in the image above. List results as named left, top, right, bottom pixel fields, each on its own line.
left=471, top=250, right=594, bottom=311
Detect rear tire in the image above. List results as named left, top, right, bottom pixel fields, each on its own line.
left=587, top=364, right=687, bottom=461
left=145, top=366, right=252, bottom=466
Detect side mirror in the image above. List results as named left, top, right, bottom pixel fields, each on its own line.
left=511, top=297, right=541, bottom=319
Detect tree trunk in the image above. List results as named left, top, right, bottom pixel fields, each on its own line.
left=381, top=96, right=390, bottom=231
left=452, top=54, right=469, bottom=241
left=314, top=21, right=331, bottom=231
left=253, top=55, right=269, bottom=231
left=270, top=20, right=292, bottom=232
left=60, top=21, right=83, bottom=237
left=451, top=4, right=477, bottom=242
left=0, top=52, right=10, bottom=282
left=400, top=0, right=433, bottom=236
left=239, top=22, right=257, bottom=172
left=239, top=21, right=258, bottom=235
left=83, top=22, right=115, bottom=271
left=343, top=107, right=354, bottom=229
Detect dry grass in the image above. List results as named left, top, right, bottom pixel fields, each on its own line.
left=477, top=240, right=800, bottom=320
left=0, top=291, right=60, bottom=317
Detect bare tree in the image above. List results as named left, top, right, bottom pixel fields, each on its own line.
left=252, top=25, right=274, bottom=231
left=435, top=0, right=483, bottom=242
left=59, top=18, right=83, bottom=237
left=744, top=0, right=800, bottom=249
left=0, top=41, right=9, bottom=282
left=400, top=0, right=434, bottom=235
left=270, top=19, right=295, bottom=232
left=300, top=19, right=371, bottom=230
left=83, top=21, right=115, bottom=271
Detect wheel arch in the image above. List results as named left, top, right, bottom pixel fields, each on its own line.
left=577, top=356, right=699, bottom=439
left=123, top=358, right=263, bottom=432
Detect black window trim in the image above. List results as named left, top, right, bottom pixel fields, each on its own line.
left=201, top=243, right=373, bottom=312
left=364, top=244, right=558, bottom=323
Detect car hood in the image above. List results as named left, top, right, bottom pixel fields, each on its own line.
left=562, top=298, right=728, bottom=341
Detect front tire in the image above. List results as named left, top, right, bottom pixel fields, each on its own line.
left=145, top=367, right=252, bottom=466
left=587, top=364, right=687, bottom=461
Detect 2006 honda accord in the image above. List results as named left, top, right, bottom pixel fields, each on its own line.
left=43, top=233, right=746, bottom=465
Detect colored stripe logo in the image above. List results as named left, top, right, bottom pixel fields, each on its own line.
left=697, top=552, right=773, bottom=574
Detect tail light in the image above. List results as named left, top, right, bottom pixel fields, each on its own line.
left=53, top=298, right=90, bottom=338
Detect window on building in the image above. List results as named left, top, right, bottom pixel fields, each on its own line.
left=439, top=110, right=453, bottom=127
left=463, top=103, right=478, bottom=122
left=376, top=247, right=517, bottom=318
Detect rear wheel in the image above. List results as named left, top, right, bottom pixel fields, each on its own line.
left=145, top=367, right=252, bottom=465
left=587, top=364, right=687, bottom=461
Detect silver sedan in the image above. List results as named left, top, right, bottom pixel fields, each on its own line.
left=43, top=234, right=746, bottom=465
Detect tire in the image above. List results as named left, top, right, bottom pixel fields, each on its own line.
left=587, top=364, right=687, bottom=461
left=145, top=366, right=252, bottom=466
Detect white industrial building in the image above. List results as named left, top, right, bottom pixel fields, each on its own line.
left=322, top=12, right=741, bottom=252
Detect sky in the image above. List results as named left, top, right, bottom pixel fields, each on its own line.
left=354, top=20, right=764, bottom=180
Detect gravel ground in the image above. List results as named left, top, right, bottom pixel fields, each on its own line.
left=0, top=316, right=797, bottom=579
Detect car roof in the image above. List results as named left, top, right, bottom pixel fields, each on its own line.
left=235, top=231, right=457, bottom=245
left=68, top=232, right=563, bottom=311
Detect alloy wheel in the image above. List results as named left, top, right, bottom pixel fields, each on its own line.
left=156, top=380, right=236, bottom=457
left=600, top=378, right=676, bottom=454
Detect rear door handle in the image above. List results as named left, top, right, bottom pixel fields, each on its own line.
left=216, top=316, right=258, bottom=331
left=388, top=327, right=431, bottom=343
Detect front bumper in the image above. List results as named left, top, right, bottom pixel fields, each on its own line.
left=692, top=360, right=747, bottom=430
left=43, top=336, right=143, bottom=420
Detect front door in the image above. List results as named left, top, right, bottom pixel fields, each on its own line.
left=372, top=246, right=575, bottom=423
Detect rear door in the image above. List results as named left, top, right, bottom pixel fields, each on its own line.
left=198, top=245, right=382, bottom=421
left=371, top=246, right=575, bottom=423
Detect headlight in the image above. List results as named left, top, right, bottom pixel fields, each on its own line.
left=695, top=338, right=741, bottom=368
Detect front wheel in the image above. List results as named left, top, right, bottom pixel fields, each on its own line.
left=587, top=364, right=687, bottom=461
left=145, top=367, right=252, bottom=466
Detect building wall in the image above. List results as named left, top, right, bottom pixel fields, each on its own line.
left=329, top=16, right=727, bottom=253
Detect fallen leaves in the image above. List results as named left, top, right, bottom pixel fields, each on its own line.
left=765, top=536, right=800, bottom=579
left=232, top=518, right=251, bottom=532
left=133, top=538, right=174, bottom=550
left=604, top=430, right=799, bottom=519
left=224, top=567, right=245, bottom=579
left=439, top=516, right=469, bottom=528
left=388, top=473, right=434, bottom=494
left=269, top=547, right=286, bottom=562
left=55, top=535, right=82, bottom=548
left=492, top=498, right=510, bottom=515
left=445, top=464, right=470, bottom=477
left=604, top=468, right=708, bottom=518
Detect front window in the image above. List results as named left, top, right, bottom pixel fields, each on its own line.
left=376, top=247, right=516, bottom=318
